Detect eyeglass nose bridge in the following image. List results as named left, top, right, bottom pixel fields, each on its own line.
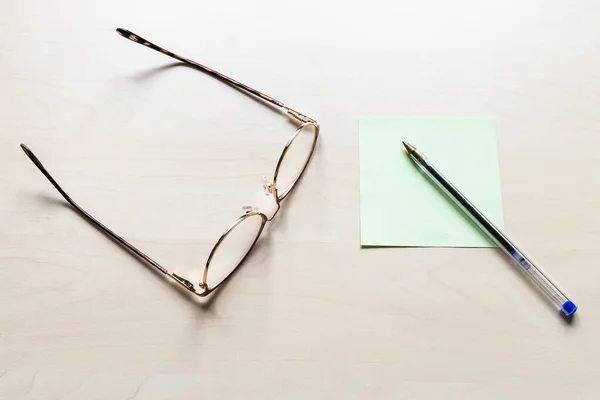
left=240, top=177, right=281, bottom=221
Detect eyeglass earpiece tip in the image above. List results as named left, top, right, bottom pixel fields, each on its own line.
left=20, top=144, right=35, bottom=160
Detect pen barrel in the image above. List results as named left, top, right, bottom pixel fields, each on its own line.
left=413, top=154, right=576, bottom=316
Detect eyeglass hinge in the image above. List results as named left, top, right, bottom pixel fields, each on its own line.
left=173, top=273, right=196, bottom=292
left=284, top=107, right=315, bottom=124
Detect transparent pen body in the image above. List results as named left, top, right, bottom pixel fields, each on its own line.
left=414, top=154, right=577, bottom=316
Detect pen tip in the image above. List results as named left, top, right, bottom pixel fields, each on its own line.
left=402, top=141, right=416, bottom=155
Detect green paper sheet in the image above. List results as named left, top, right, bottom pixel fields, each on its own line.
left=359, top=117, right=504, bottom=247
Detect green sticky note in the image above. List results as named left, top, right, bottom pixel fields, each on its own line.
left=359, top=117, right=504, bottom=247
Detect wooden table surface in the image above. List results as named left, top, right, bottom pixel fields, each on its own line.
left=2, top=1, right=600, bottom=398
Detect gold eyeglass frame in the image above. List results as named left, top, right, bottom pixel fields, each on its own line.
left=21, top=28, right=320, bottom=297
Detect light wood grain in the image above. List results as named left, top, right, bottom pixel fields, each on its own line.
left=2, top=1, right=600, bottom=398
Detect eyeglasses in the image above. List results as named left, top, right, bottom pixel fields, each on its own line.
left=21, top=28, right=319, bottom=297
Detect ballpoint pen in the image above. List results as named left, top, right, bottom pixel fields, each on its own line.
left=402, top=141, right=577, bottom=317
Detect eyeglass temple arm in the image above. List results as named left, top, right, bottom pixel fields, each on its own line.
left=19, top=144, right=175, bottom=279
left=115, top=28, right=315, bottom=125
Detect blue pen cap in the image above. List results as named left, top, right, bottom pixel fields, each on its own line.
left=561, top=300, right=577, bottom=316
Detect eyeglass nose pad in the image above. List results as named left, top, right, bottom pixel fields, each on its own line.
left=262, top=176, right=275, bottom=197
left=242, top=205, right=258, bottom=213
